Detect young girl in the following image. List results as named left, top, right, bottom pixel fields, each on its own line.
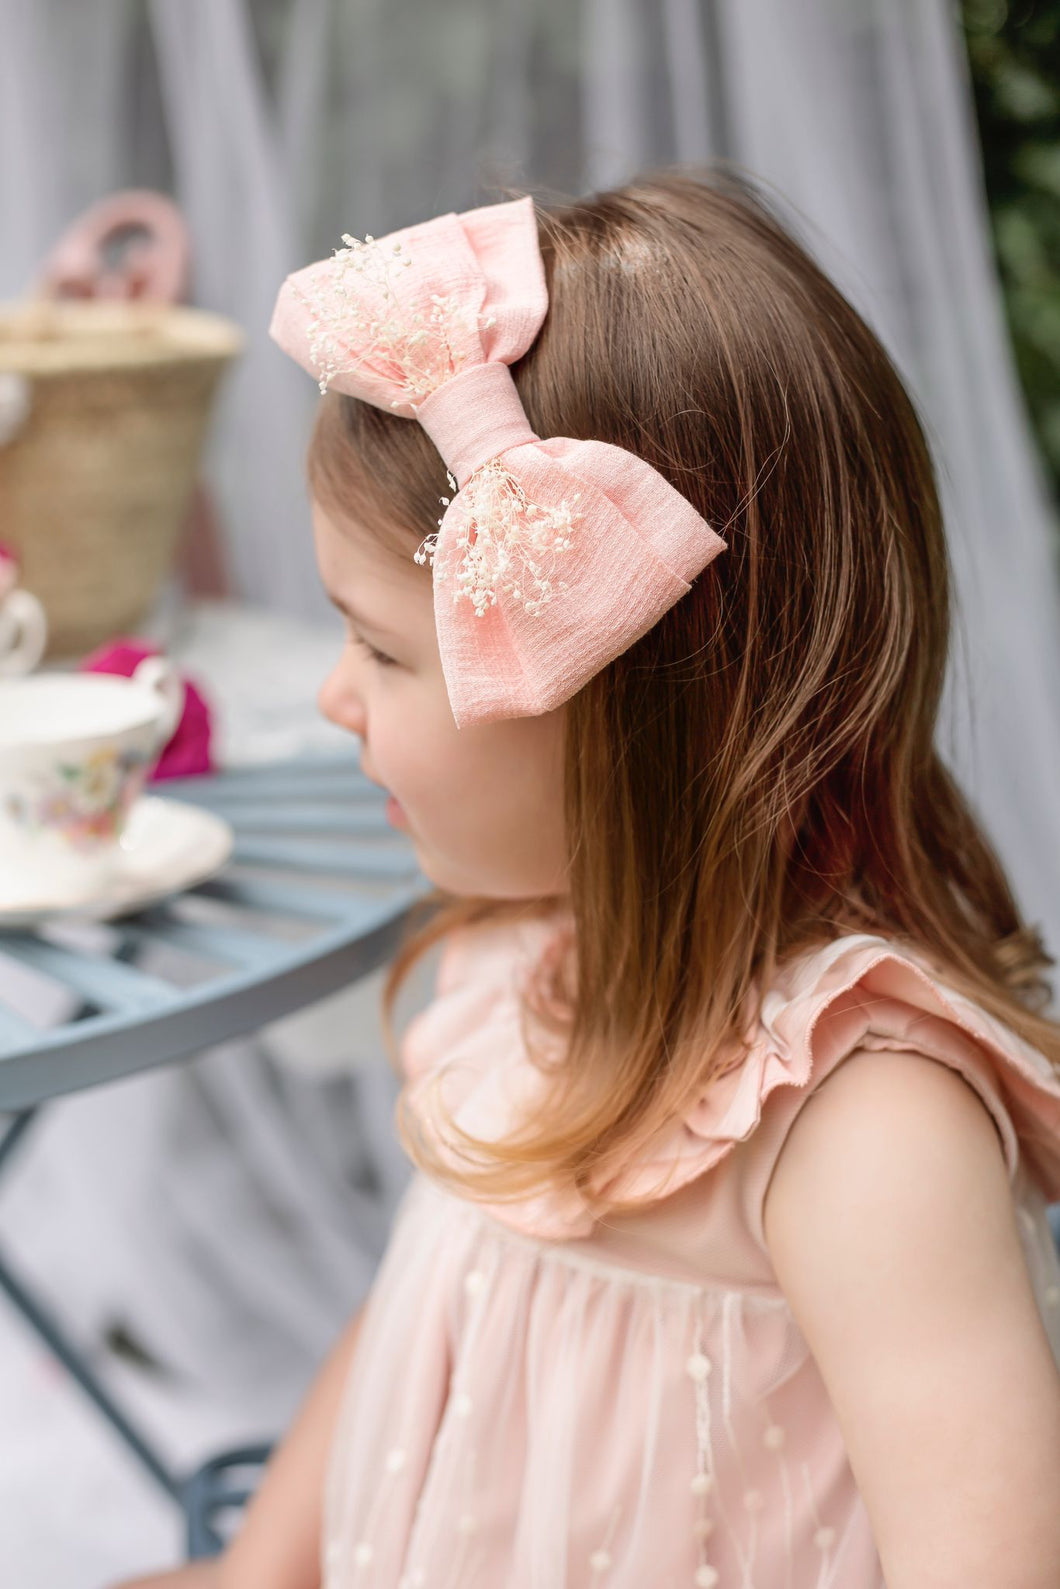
left=120, top=169, right=1060, bottom=1589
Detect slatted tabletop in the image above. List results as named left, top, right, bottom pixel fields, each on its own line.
left=0, top=752, right=431, bottom=1112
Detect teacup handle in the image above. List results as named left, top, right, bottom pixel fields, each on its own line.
left=0, top=589, right=48, bottom=676
left=132, top=655, right=185, bottom=749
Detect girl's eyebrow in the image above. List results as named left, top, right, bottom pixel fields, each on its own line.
left=326, top=589, right=400, bottom=639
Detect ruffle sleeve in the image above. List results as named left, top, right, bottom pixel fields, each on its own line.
left=397, top=923, right=1060, bottom=1244
left=616, top=933, right=1060, bottom=1250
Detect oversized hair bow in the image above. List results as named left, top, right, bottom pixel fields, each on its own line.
left=269, top=195, right=727, bottom=728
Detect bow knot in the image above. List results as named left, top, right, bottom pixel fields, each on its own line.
left=417, top=362, right=540, bottom=488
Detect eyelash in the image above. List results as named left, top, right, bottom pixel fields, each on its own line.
left=348, top=630, right=398, bottom=668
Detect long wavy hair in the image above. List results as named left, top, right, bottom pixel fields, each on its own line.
left=307, top=166, right=1060, bottom=1219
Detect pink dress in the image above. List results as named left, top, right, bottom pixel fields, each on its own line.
left=322, top=911, right=1060, bottom=1589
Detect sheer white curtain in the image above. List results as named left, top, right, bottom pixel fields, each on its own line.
left=2, top=0, right=1059, bottom=1502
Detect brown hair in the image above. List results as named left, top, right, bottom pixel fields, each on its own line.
left=308, top=166, right=1060, bottom=1218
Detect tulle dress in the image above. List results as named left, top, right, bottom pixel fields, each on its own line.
left=321, top=909, right=1060, bottom=1589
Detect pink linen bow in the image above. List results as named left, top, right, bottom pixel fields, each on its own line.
left=269, top=195, right=727, bottom=728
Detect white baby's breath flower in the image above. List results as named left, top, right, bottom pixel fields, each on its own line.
left=293, top=233, right=491, bottom=404
left=419, top=460, right=580, bottom=618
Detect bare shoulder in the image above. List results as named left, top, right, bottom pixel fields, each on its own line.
left=762, top=1045, right=1060, bottom=1588
left=763, top=1042, right=1012, bottom=1238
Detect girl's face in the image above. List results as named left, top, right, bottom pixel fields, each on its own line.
left=312, top=499, right=570, bottom=901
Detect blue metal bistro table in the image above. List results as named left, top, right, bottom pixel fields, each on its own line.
left=0, top=750, right=432, bottom=1557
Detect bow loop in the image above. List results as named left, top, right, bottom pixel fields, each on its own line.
left=426, top=437, right=726, bottom=726
left=269, top=198, right=547, bottom=416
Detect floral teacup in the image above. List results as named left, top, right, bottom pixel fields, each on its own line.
left=0, top=657, right=184, bottom=905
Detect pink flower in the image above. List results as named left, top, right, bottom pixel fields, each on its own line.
left=79, top=639, right=215, bottom=781
left=0, top=541, right=18, bottom=601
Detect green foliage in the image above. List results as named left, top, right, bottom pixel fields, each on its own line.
left=961, top=0, right=1060, bottom=505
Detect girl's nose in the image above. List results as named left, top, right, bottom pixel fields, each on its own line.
left=317, top=665, right=364, bottom=734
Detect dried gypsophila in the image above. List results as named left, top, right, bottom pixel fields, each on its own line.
left=293, top=232, right=497, bottom=406
left=415, top=461, right=580, bottom=618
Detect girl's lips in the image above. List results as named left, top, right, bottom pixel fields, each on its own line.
left=359, top=760, right=408, bottom=827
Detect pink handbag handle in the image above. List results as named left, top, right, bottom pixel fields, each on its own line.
left=36, top=190, right=190, bottom=304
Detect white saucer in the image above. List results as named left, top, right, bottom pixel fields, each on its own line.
left=0, top=796, right=235, bottom=929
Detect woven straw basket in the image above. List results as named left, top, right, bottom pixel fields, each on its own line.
left=0, top=299, right=243, bottom=657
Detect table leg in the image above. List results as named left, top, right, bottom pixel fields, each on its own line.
left=0, top=1108, right=183, bottom=1505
